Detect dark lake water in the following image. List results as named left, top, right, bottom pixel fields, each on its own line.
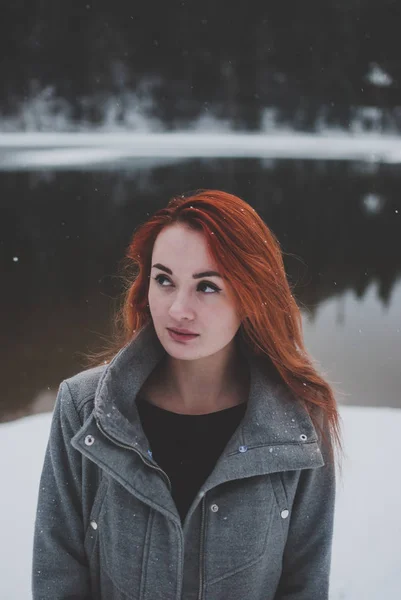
left=1, top=157, right=400, bottom=422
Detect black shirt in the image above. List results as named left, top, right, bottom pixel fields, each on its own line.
left=136, top=395, right=247, bottom=522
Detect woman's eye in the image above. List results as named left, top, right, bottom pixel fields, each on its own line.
left=153, top=274, right=220, bottom=294
left=198, top=281, right=221, bottom=293
left=154, top=274, right=171, bottom=287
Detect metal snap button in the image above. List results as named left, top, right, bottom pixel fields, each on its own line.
left=211, top=504, right=219, bottom=513
left=90, top=520, right=98, bottom=530
left=281, top=510, right=289, bottom=519
left=239, top=445, right=248, bottom=453
left=300, top=434, right=307, bottom=442
left=84, top=435, right=95, bottom=446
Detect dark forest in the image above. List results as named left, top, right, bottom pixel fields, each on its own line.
left=1, top=0, right=400, bottom=130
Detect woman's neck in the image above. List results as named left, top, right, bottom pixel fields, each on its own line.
left=145, top=345, right=250, bottom=415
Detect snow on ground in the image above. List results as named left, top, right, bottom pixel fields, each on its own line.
left=0, top=405, right=400, bottom=599
left=0, top=414, right=52, bottom=600
left=330, top=406, right=401, bottom=599
left=2, top=131, right=401, bottom=169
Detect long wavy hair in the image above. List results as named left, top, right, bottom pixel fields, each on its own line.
left=90, top=189, right=342, bottom=464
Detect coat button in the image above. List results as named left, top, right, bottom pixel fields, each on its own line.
left=90, top=520, right=98, bottom=530
left=84, top=435, right=95, bottom=446
left=211, top=504, right=219, bottom=513
left=239, top=445, right=248, bottom=453
left=300, top=434, right=307, bottom=442
left=281, top=510, right=289, bottom=519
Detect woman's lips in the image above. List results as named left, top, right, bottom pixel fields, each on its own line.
left=167, top=329, right=200, bottom=342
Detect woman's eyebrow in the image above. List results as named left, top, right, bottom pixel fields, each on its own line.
left=152, top=263, right=222, bottom=279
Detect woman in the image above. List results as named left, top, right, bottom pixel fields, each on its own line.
left=32, top=189, right=342, bottom=600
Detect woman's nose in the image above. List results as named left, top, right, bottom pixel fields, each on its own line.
left=168, top=293, right=195, bottom=320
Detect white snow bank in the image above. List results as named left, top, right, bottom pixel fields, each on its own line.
left=0, top=413, right=52, bottom=600
left=1, top=131, right=401, bottom=168
left=0, top=405, right=400, bottom=599
left=330, top=406, right=401, bottom=599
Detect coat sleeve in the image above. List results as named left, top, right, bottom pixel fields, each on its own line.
left=32, top=381, right=92, bottom=600
left=274, top=423, right=337, bottom=600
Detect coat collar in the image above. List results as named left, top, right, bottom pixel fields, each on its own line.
left=71, top=322, right=324, bottom=522
left=90, top=321, right=323, bottom=471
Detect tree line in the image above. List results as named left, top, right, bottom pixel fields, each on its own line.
left=1, top=0, right=400, bottom=130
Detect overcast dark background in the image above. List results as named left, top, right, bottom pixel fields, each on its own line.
left=1, top=0, right=401, bottom=130
left=1, top=1, right=400, bottom=420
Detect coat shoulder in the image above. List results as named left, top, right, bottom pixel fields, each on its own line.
left=63, top=364, right=107, bottom=416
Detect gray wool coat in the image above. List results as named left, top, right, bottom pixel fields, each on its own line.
left=32, top=321, right=336, bottom=600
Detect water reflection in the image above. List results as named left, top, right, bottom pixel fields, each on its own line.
left=1, top=158, right=400, bottom=421
left=303, top=278, right=401, bottom=408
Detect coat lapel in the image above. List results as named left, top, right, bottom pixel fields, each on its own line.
left=73, top=320, right=324, bottom=512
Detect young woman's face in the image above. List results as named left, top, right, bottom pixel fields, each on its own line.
left=148, top=223, right=241, bottom=361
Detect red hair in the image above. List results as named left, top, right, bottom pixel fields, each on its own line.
left=93, top=189, right=342, bottom=463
